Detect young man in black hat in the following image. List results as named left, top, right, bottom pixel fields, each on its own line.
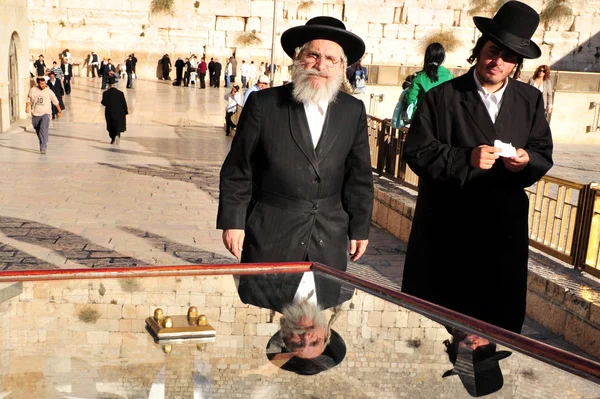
left=217, top=16, right=373, bottom=273
left=401, top=1, right=553, bottom=334
left=101, top=76, right=128, bottom=145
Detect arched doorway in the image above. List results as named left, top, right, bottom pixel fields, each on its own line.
left=8, top=33, right=19, bottom=123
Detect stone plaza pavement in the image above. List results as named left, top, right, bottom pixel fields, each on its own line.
left=0, top=77, right=598, bottom=357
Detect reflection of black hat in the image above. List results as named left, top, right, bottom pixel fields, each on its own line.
left=281, top=16, right=365, bottom=65
left=473, top=1, right=541, bottom=59
left=266, top=329, right=346, bottom=375
left=443, top=343, right=512, bottom=397
left=107, top=77, right=117, bottom=85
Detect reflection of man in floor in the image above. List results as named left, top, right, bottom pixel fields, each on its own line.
left=442, top=328, right=512, bottom=397
left=237, top=271, right=351, bottom=375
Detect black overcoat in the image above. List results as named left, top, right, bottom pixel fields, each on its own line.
left=101, top=87, right=128, bottom=133
left=217, top=83, right=374, bottom=271
left=401, top=69, right=553, bottom=333
left=48, top=79, right=65, bottom=110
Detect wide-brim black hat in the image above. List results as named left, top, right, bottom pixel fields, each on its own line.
left=281, top=16, right=365, bottom=65
left=473, top=1, right=541, bottom=59
left=266, top=329, right=346, bottom=375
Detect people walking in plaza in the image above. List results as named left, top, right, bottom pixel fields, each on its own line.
left=217, top=16, right=374, bottom=272
left=60, top=58, right=73, bottom=95
left=223, top=85, right=241, bottom=136
left=241, top=60, right=249, bottom=88
left=101, top=76, right=128, bottom=145
left=47, top=71, right=65, bottom=120
left=50, top=61, right=63, bottom=81
left=90, top=52, right=100, bottom=77
left=528, top=65, right=553, bottom=119
left=174, top=57, right=184, bottom=86
left=25, top=77, right=61, bottom=154
left=161, top=54, right=172, bottom=80
left=230, top=56, right=237, bottom=83
left=208, top=58, right=215, bottom=87
left=243, top=74, right=269, bottom=105
left=33, top=55, right=46, bottom=77
left=213, top=60, right=222, bottom=88
left=404, top=42, right=453, bottom=121
left=225, top=59, right=232, bottom=87
left=101, top=58, right=115, bottom=90
left=125, top=54, right=134, bottom=89
left=247, top=60, right=257, bottom=88
left=401, top=1, right=554, bottom=334
left=198, top=57, right=207, bottom=89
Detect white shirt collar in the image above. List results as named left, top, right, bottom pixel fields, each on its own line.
left=473, top=69, right=508, bottom=103
left=302, top=99, right=329, bottom=115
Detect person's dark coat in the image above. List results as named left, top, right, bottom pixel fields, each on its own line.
left=125, top=59, right=134, bottom=73
left=33, top=60, right=46, bottom=76
left=101, top=87, right=128, bottom=133
left=175, top=58, right=184, bottom=73
left=102, top=63, right=115, bottom=77
left=213, top=62, right=222, bottom=78
left=131, top=55, right=137, bottom=73
left=401, top=69, right=553, bottom=333
left=217, top=83, right=374, bottom=271
left=47, top=79, right=65, bottom=110
left=60, top=63, right=73, bottom=76
left=237, top=273, right=354, bottom=312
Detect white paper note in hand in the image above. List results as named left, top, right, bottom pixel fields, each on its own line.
left=493, top=140, right=517, bottom=158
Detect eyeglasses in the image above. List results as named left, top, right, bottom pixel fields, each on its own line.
left=302, top=51, right=341, bottom=68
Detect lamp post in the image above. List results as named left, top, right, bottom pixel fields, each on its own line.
left=269, top=0, right=277, bottom=87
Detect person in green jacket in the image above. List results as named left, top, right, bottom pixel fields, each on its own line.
left=405, top=42, right=454, bottom=120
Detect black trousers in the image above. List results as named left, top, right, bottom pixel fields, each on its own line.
left=200, top=72, right=206, bottom=88
left=163, top=68, right=170, bottom=80
left=91, top=65, right=98, bottom=77
left=127, top=73, right=133, bottom=88
left=209, top=72, right=214, bottom=87
left=214, top=74, right=221, bottom=88
left=64, top=76, right=71, bottom=94
left=183, top=71, right=190, bottom=86
left=225, top=111, right=236, bottom=135
left=176, top=70, right=183, bottom=86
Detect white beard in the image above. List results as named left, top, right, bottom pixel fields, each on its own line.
left=291, top=60, right=343, bottom=104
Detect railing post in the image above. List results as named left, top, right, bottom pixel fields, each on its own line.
left=376, top=120, right=387, bottom=175
left=572, top=183, right=598, bottom=271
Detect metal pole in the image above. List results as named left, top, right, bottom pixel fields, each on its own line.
left=269, top=0, right=277, bottom=87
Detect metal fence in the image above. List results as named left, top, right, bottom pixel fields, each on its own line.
left=367, top=115, right=600, bottom=279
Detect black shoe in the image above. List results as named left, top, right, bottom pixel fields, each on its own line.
left=110, top=139, right=115, bottom=144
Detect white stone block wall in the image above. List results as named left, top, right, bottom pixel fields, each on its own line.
left=22, top=0, right=600, bottom=80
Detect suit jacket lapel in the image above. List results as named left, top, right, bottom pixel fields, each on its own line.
left=288, top=99, right=320, bottom=177
left=459, top=73, right=497, bottom=144
left=315, top=100, right=340, bottom=161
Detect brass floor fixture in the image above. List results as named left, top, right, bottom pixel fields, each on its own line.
left=146, top=306, right=216, bottom=351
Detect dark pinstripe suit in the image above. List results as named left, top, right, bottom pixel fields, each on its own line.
left=217, top=83, right=373, bottom=270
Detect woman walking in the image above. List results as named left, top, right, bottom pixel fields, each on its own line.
left=528, top=65, right=553, bottom=120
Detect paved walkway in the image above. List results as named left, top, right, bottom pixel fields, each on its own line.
left=0, top=78, right=597, bottom=360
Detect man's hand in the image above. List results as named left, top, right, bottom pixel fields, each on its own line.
left=470, top=145, right=499, bottom=170
left=56, top=110, right=62, bottom=118
left=349, top=239, right=369, bottom=261
left=502, top=148, right=529, bottom=172
left=222, top=229, right=245, bottom=259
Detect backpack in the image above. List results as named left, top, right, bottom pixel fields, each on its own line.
left=391, top=90, right=414, bottom=129
left=354, top=69, right=366, bottom=88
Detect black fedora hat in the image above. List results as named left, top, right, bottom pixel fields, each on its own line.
left=443, top=343, right=512, bottom=397
left=473, top=1, right=541, bottom=59
left=266, top=329, right=346, bottom=375
left=281, top=16, right=365, bottom=65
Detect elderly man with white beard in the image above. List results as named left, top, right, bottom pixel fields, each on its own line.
left=217, top=16, right=373, bottom=272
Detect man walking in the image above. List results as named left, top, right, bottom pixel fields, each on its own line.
left=208, top=58, right=215, bottom=87
left=213, top=59, right=222, bottom=88
left=101, top=58, right=115, bottom=90
left=174, top=57, right=184, bottom=86
left=33, top=55, right=46, bottom=77
left=90, top=52, right=99, bottom=78
left=217, top=16, right=373, bottom=272
left=240, top=60, right=249, bottom=88
left=25, top=77, right=61, bottom=154
left=198, top=57, right=207, bottom=89
left=47, top=71, right=65, bottom=120
left=223, top=85, right=241, bottom=136
left=101, top=76, right=128, bottom=145
left=125, top=54, right=134, bottom=89
left=60, top=58, right=73, bottom=95
left=401, top=1, right=553, bottom=333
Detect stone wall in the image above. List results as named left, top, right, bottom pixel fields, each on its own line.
left=0, top=0, right=30, bottom=132
left=26, top=0, right=600, bottom=80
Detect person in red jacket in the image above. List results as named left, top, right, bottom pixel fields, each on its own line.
left=198, top=58, right=207, bottom=89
